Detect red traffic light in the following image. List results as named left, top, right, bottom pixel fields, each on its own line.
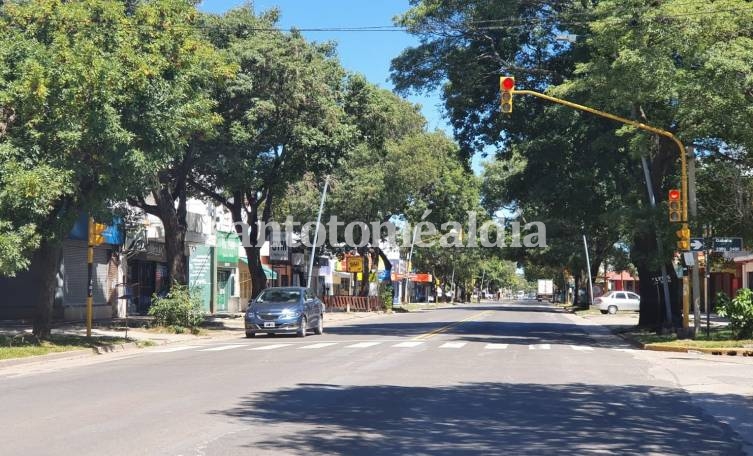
left=668, top=189, right=680, bottom=201
left=501, top=77, right=515, bottom=91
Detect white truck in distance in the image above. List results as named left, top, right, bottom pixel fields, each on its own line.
left=537, top=279, right=554, bottom=302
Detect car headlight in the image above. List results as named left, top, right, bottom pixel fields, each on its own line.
left=280, top=308, right=300, bottom=318
left=246, top=309, right=257, bottom=318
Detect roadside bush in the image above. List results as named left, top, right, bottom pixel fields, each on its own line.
left=381, top=285, right=393, bottom=312
left=716, top=289, right=753, bottom=339
left=148, top=283, right=205, bottom=330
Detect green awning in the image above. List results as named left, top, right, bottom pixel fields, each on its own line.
left=240, top=258, right=278, bottom=279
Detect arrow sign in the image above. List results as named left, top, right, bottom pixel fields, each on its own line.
left=690, top=238, right=704, bottom=252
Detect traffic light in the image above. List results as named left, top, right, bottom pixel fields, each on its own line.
left=676, top=224, right=690, bottom=251
left=90, top=222, right=108, bottom=246
left=500, top=76, right=515, bottom=113
left=668, top=189, right=681, bottom=223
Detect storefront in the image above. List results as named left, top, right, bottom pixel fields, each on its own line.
left=126, top=241, right=169, bottom=315
left=216, top=231, right=240, bottom=313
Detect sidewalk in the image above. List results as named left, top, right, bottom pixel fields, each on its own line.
left=565, top=309, right=753, bottom=454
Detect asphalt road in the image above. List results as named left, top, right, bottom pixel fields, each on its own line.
left=0, top=301, right=749, bottom=455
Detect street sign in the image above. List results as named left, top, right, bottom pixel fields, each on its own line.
left=690, top=238, right=704, bottom=252
left=712, top=237, right=743, bottom=253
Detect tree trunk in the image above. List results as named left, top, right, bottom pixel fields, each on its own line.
left=31, top=238, right=63, bottom=339
left=244, top=244, right=268, bottom=299
left=153, top=187, right=187, bottom=284
left=633, top=231, right=664, bottom=329
left=573, top=274, right=581, bottom=308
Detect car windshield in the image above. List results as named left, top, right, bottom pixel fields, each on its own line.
left=256, top=289, right=300, bottom=303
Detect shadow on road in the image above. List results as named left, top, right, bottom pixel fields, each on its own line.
left=210, top=382, right=745, bottom=455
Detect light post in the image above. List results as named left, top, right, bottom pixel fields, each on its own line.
left=449, top=228, right=459, bottom=302
left=404, top=225, right=418, bottom=304
left=307, top=176, right=329, bottom=290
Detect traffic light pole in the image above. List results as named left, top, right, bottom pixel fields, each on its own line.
left=512, top=88, right=691, bottom=332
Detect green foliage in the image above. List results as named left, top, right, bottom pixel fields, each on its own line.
left=148, top=283, right=205, bottom=330
left=717, top=289, right=753, bottom=340
left=381, top=285, right=394, bottom=312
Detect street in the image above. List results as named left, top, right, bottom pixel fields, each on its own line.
left=2, top=301, right=752, bottom=455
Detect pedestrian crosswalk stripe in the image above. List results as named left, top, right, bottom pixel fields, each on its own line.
left=152, top=346, right=197, bottom=353
left=529, top=344, right=551, bottom=350
left=393, top=341, right=424, bottom=348
left=248, top=344, right=292, bottom=351
left=439, top=342, right=466, bottom=349
left=345, top=342, right=382, bottom=348
left=298, top=342, right=338, bottom=350
left=199, top=344, right=246, bottom=352
left=570, top=345, right=594, bottom=351
left=484, top=343, right=509, bottom=350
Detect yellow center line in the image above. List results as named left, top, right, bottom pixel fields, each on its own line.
left=413, top=310, right=491, bottom=341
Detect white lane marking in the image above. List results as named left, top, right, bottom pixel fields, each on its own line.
left=248, top=344, right=292, bottom=351
left=198, top=344, right=246, bottom=352
left=152, top=346, right=198, bottom=353
left=345, top=342, right=382, bottom=348
left=298, top=342, right=338, bottom=350
left=393, top=341, right=425, bottom=348
left=571, top=345, right=594, bottom=351
left=484, top=343, right=509, bottom=350
left=529, top=344, right=551, bottom=350
left=612, top=348, right=636, bottom=352
left=439, top=342, right=467, bottom=349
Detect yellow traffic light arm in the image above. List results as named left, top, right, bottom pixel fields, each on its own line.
left=513, top=89, right=688, bottom=223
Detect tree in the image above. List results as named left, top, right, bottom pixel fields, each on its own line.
left=276, top=78, right=482, bottom=296
left=0, top=0, right=155, bottom=336
left=194, top=6, right=355, bottom=298
left=123, top=0, right=233, bottom=285
left=391, top=0, right=753, bottom=329
left=0, top=0, right=230, bottom=336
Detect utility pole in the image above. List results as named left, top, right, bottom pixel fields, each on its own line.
left=307, top=176, right=329, bottom=289
left=687, top=146, right=702, bottom=335
left=405, top=226, right=418, bottom=304
left=583, top=234, right=594, bottom=307
left=640, top=157, right=675, bottom=327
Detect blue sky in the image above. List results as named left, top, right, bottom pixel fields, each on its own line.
left=198, top=0, right=487, bottom=173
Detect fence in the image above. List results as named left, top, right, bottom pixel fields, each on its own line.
left=323, top=295, right=384, bottom=312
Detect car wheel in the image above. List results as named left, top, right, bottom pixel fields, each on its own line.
left=297, top=316, right=307, bottom=338
left=314, top=314, right=324, bottom=335
left=600, top=310, right=608, bottom=315
left=245, top=331, right=255, bottom=338
left=608, top=305, right=618, bottom=315
left=267, top=332, right=276, bottom=337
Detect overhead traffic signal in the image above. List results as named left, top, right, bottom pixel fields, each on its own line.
left=668, top=189, right=681, bottom=223
left=676, top=224, right=690, bottom=251
left=500, top=76, right=515, bottom=113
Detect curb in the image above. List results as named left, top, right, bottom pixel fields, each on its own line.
left=568, top=306, right=753, bottom=357
left=0, top=348, right=94, bottom=368
left=641, top=343, right=753, bottom=356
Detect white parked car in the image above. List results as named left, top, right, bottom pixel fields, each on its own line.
left=594, top=291, right=640, bottom=314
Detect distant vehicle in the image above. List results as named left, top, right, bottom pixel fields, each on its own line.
left=537, top=279, right=554, bottom=302
left=245, top=287, right=325, bottom=338
left=594, top=291, right=641, bottom=314
left=516, top=290, right=525, bottom=299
